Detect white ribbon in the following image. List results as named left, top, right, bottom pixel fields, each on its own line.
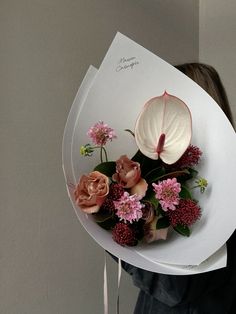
left=104, top=251, right=108, bottom=314
left=103, top=251, right=122, bottom=314
left=116, top=257, right=122, bottom=314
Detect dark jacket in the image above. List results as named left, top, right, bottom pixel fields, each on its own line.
left=119, top=230, right=236, bottom=314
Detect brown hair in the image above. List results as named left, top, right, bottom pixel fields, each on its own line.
left=175, top=63, right=234, bottom=127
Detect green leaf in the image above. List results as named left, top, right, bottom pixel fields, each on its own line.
left=143, top=189, right=159, bottom=209
left=93, top=212, right=117, bottom=230
left=188, top=168, right=198, bottom=178
left=145, top=166, right=166, bottom=183
left=93, top=213, right=113, bottom=223
left=157, top=169, right=190, bottom=181
left=156, top=217, right=170, bottom=229
left=131, top=150, right=145, bottom=163
left=178, top=168, right=198, bottom=183
left=179, top=186, right=192, bottom=199
left=131, top=150, right=163, bottom=177
left=94, top=161, right=116, bottom=177
left=96, top=216, right=117, bottom=230
left=124, top=129, right=135, bottom=137
left=174, top=225, right=190, bottom=237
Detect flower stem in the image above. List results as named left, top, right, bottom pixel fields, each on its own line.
left=102, top=146, right=108, bottom=162
left=100, top=147, right=103, bottom=163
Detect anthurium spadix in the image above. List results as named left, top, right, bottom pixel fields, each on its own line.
left=134, top=92, right=192, bottom=164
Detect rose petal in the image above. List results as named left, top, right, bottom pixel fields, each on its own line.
left=130, top=178, right=148, bottom=198
left=112, top=155, right=141, bottom=188
left=74, top=171, right=109, bottom=213
left=80, top=204, right=100, bottom=214
left=144, top=216, right=169, bottom=243
left=145, top=228, right=169, bottom=243
left=153, top=227, right=169, bottom=241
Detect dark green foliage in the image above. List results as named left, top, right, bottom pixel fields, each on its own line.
left=94, top=161, right=116, bottom=177
left=156, top=217, right=170, bottom=229
left=174, top=224, right=190, bottom=237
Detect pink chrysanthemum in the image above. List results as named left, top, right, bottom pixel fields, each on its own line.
left=152, top=178, right=181, bottom=211
left=114, top=192, right=143, bottom=223
left=167, top=199, right=201, bottom=227
left=173, top=145, right=202, bottom=168
left=87, top=121, right=116, bottom=146
left=112, top=222, right=137, bottom=246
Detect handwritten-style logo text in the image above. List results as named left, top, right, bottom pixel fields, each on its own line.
left=116, top=57, right=139, bottom=72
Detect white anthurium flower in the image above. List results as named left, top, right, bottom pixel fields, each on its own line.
left=134, top=92, right=192, bottom=164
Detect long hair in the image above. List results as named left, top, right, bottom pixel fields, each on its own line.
left=175, top=63, right=234, bottom=128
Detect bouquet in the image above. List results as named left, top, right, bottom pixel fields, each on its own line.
left=73, top=92, right=207, bottom=247
left=63, top=33, right=236, bottom=272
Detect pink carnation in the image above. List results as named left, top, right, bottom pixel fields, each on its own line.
left=152, top=178, right=181, bottom=211
left=87, top=121, right=116, bottom=146
left=114, top=192, right=143, bottom=223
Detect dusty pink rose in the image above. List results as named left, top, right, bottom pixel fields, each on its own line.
left=130, top=178, right=148, bottom=198
left=74, top=171, right=109, bottom=214
left=144, top=217, right=169, bottom=243
left=112, top=155, right=141, bottom=188
left=141, top=202, right=155, bottom=224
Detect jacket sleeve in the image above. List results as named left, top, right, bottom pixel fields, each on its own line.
left=107, top=253, right=191, bottom=307
left=122, top=263, right=191, bottom=307
left=119, top=230, right=236, bottom=308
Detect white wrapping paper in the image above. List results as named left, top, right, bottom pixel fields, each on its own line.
left=62, top=33, right=236, bottom=274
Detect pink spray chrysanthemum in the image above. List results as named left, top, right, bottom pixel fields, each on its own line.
left=152, top=178, right=181, bottom=211
left=87, top=121, right=117, bottom=146
left=114, top=191, right=143, bottom=223
left=167, top=199, right=201, bottom=227
left=173, top=145, right=202, bottom=168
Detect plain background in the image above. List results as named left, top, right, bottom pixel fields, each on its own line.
left=199, top=0, right=236, bottom=121
left=0, top=1, right=235, bottom=314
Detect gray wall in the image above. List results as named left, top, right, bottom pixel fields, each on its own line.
left=0, top=1, right=199, bottom=313
left=199, top=0, right=236, bottom=123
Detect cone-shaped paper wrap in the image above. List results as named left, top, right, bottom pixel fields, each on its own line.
left=63, top=33, right=236, bottom=274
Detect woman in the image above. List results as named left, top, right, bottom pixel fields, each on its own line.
left=121, top=63, right=236, bottom=314
left=176, top=63, right=234, bottom=127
